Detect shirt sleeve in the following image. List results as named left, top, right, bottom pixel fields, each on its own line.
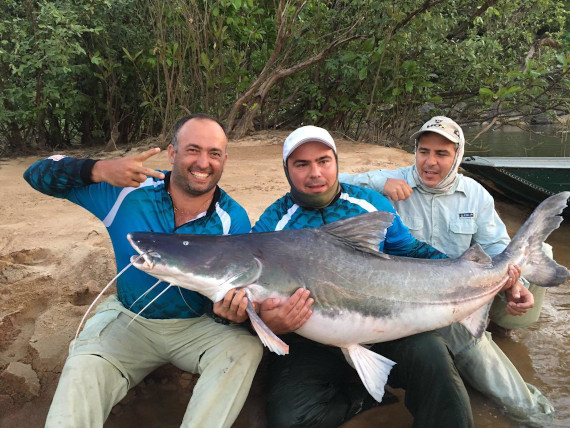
left=252, top=198, right=288, bottom=233
left=23, top=156, right=97, bottom=199
left=339, top=168, right=406, bottom=193
left=252, top=210, right=277, bottom=232
left=384, top=214, right=447, bottom=259
left=366, top=189, right=446, bottom=259
left=24, top=155, right=127, bottom=221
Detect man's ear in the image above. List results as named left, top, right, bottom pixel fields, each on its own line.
left=167, top=144, right=175, bottom=165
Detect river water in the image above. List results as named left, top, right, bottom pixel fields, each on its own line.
left=402, top=123, right=570, bottom=157
left=464, top=124, right=570, bottom=157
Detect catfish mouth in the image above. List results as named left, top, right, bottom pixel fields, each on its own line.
left=127, top=233, right=159, bottom=270
left=130, top=254, right=154, bottom=270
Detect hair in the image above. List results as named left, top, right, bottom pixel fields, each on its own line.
left=171, top=113, right=227, bottom=150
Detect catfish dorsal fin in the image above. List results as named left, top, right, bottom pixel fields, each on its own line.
left=460, top=243, right=492, bottom=264
left=319, top=211, right=394, bottom=256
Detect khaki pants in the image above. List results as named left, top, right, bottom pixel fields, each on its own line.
left=46, top=295, right=263, bottom=428
left=438, top=324, right=553, bottom=426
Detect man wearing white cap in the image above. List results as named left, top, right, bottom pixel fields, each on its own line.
left=340, top=116, right=553, bottom=424
left=252, top=125, right=475, bottom=427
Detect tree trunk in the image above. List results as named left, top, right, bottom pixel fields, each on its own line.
left=226, top=9, right=364, bottom=139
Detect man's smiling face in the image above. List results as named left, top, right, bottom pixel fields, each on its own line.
left=168, top=118, right=228, bottom=196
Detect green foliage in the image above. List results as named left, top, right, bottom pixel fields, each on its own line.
left=0, top=0, right=567, bottom=153
left=277, top=0, right=569, bottom=143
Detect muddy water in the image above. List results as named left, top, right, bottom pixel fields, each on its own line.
left=493, top=196, right=570, bottom=427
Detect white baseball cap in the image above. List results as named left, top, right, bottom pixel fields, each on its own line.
left=410, top=116, right=464, bottom=144
left=283, top=125, right=337, bottom=162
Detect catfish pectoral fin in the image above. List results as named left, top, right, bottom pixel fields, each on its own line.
left=459, top=300, right=492, bottom=338
left=345, top=344, right=396, bottom=403
left=245, top=300, right=289, bottom=355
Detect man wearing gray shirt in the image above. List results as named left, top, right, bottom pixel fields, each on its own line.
left=340, top=116, right=553, bottom=425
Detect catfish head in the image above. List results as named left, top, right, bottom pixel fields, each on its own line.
left=127, top=232, right=262, bottom=302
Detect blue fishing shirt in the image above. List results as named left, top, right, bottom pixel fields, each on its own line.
left=24, top=155, right=251, bottom=319
left=253, top=183, right=445, bottom=259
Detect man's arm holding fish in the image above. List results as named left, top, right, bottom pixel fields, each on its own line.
left=25, top=148, right=252, bottom=323
left=472, top=195, right=532, bottom=316
left=212, top=288, right=258, bottom=324
left=256, top=288, right=314, bottom=334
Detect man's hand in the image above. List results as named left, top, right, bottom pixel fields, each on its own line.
left=500, top=265, right=533, bottom=316
left=213, top=288, right=253, bottom=323
left=504, top=281, right=534, bottom=316
left=258, top=288, right=314, bottom=335
left=383, top=178, right=413, bottom=201
left=91, top=147, right=165, bottom=187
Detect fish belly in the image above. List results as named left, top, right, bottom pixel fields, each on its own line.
left=295, top=298, right=489, bottom=347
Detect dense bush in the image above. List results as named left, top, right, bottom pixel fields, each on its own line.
left=1, top=0, right=568, bottom=154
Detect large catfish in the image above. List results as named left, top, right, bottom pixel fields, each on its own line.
left=128, top=191, right=570, bottom=402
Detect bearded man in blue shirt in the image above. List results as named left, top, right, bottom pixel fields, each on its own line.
left=24, top=114, right=263, bottom=428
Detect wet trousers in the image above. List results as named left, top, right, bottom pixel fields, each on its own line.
left=266, top=331, right=473, bottom=428
left=45, top=295, right=263, bottom=428
left=438, top=323, right=553, bottom=425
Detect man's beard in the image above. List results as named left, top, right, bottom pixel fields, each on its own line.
left=171, top=165, right=220, bottom=196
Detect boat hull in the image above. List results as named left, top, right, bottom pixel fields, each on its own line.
left=461, top=156, right=570, bottom=216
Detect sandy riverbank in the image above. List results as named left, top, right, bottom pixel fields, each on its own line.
left=1, top=131, right=568, bottom=427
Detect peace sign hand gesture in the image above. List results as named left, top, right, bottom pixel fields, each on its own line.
left=91, top=148, right=165, bottom=188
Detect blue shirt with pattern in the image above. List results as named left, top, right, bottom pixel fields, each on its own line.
left=253, top=183, right=445, bottom=259
left=24, top=155, right=251, bottom=319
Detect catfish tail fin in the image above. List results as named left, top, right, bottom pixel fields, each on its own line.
left=505, top=192, right=569, bottom=287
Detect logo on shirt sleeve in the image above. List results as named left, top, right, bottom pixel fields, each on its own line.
left=458, top=213, right=474, bottom=218
left=47, top=155, right=67, bottom=161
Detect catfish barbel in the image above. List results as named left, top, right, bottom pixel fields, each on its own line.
left=127, top=191, right=570, bottom=403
